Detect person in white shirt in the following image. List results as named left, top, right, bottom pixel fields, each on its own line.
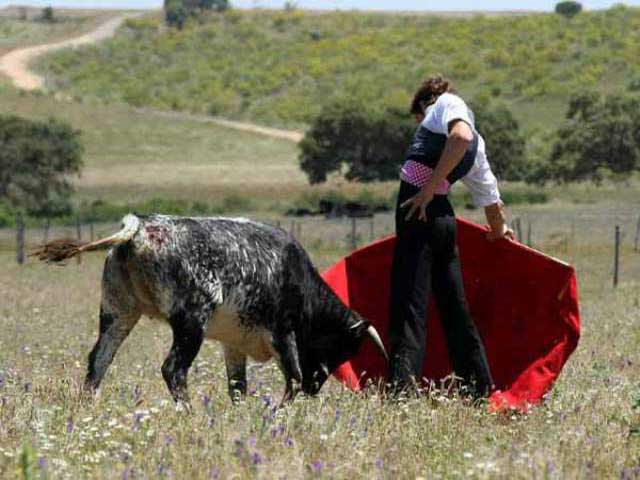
left=387, top=75, right=514, bottom=398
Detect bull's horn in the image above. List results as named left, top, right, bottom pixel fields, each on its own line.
left=366, top=325, right=388, bottom=362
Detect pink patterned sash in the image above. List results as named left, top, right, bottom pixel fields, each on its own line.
left=400, top=160, right=450, bottom=194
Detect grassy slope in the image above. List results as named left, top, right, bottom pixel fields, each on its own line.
left=39, top=6, right=640, bottom=132
left=0, top=85, right=304, bottom=210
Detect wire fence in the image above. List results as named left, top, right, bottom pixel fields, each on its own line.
left=2, top=206, right=639, bottom=285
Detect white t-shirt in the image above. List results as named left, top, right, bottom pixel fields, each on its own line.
left=421, top=93, right=501, bottom=208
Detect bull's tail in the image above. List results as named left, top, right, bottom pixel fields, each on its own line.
left=32, top=214, right=141, bottom=265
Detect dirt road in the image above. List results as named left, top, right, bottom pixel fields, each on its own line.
left=0, top=14, right=134, bottom=91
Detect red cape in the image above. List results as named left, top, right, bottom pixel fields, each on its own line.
left=322, top=217, right=580, bottom=412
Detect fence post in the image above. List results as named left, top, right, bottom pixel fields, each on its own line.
left=89, top=220, right=95, bottom=241
left=290, top=220, right=295, bottom=236
left=613, top=225, right=620, bottom=288
left=369, top=216, right=374, bottom=241
left=634, top=216, right=640, bottom=253
left=513, top=217, right=522, bottom=242
left=16, top=212, right=25, bottom=265
left=350, top=217, right=357, bottom=251
left=76, top=216, right=82, bottom=265
left=526, top=220, right=532, bottom=247
left=296, top=221, right=302, bottom=240
left=43, top=217, right=50, bottom=243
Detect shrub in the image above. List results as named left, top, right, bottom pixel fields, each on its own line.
left=471, top=100, right=528, bottom=181
left=546, top=92, right=640, bottom=183
left=0, top=115, right=83, bottom=216
left=555, top=1, right=582, bottom=18
left=299, top=97, right=414, bottom=184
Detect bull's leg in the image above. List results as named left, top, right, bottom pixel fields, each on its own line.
left=85, top=306, right=140, bottom=392
left=273, top=331, right=303, bottom=406
left=162, top=310, right=205, bottom=409
left=223, top=345, right=247, bottom=402
left=85, top=249, right=140, bottom=393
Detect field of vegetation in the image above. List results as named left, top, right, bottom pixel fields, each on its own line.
left=39, top=6, right=640, bottom=132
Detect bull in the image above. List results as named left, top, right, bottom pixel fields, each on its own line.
left=34, top=214, right=387, bottom=408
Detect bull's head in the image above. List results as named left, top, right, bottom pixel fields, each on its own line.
left=297, top=310, right=387, bottom=395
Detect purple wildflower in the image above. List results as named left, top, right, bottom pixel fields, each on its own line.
left=234, top=439, right=244, bottom=458
left=121, top=467, right=131, bottom=480
left=334, top=409, right=341, bottom=421
left=66, top=418, right=74, bottom=434
left=24, top=382, right=32, bottom=393
left=251, top=452, right=263, bottom=465
left=375, top=458, right=384, bottom=469
left=165, top=435, right=173, bottom=446
left=133, top=412, right=144, bottom=431
left=209, top=467, right=220, bottom=479
left=203, top=395, right=211, bottom=409
left=37, top=456, right=46, bottom=469
left=285, top=436, right=294, bottom=447
left=311, top=461, right=323, bottom=473
left=261, top=394, right=273, bottom=408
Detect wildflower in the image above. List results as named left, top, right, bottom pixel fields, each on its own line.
left=66, top=418, right=74, bottom=434
left=375, top=458, right=384, bottom=469
left=285, top=437, right=294, bottom=448
left=311, top=461, right=323, bottom=473
left=261, top=394, right=273, bottom=408
left=24, top=382, right=32, bottom=393
left=37, top=456, right=46, bottom=469
left=463, top=452, right=473, bottom=459
left=251, top=452, right=263, bottom=465
left=203, top=395, right=211, bottom=409
left=210, top=467, right=220, bottom=479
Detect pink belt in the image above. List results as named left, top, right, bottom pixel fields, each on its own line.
left=400, top=160, right=450, bottom=194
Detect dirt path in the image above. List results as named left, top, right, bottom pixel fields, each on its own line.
left=0, top=14, right=136, bottom=91
left=0, top=13, right=305, bottom=143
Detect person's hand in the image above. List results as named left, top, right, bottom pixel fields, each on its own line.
left=486, top=223, right=515, bottom=242
left=401, top=184, right=436, bottom=222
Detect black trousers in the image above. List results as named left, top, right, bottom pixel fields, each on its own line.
left=387, top=181, right=493, bottom=396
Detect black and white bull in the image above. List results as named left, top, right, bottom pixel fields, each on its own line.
left=34, top=214, right=387, bottom=408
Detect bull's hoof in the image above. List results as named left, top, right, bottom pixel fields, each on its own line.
left=175, top=399, right=193, bottom=414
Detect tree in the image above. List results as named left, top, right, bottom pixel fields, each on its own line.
left=299, top=98, right=415, bottom=184
left=470, top=101, right=527, bottom=181
left=165, top=0, right=229, bottom=28
left=555, top=1, right=582, bottom=18
left=41, top=6, right=55, bottom=23
left=0, top=115, right=83, bottom=216
left=546, top=93, right=640, bottom=183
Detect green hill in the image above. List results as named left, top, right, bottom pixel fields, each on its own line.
left=39, top=6, right=640, bottom=133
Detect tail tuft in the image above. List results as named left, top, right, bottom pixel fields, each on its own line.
left=31, top=238, right=88, bottom=264
left=31, top=214, right=141, bottom=266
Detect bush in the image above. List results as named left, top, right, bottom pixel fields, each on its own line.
left=471, top=100, right=528, bottom=181
left=544, top=92, right=640, bottom=183
left=0, top=115, right=83, bottom=216
left=555, top=1, right=582, bottom=18
left=299, top=97, right=414, bottom=184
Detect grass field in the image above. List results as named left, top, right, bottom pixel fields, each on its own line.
left=1, top=196, right=639, bottom=478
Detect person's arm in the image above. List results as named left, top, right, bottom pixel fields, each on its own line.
left=484, top=201, right=514, bottom=241
left=402, top=120, right=472, bottom=221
